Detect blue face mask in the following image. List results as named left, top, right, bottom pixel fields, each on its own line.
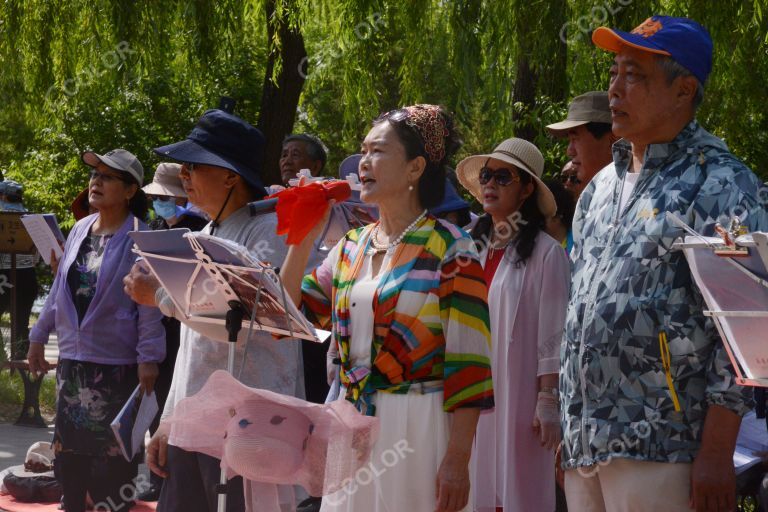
left=153, top=198, right=178, bottom=220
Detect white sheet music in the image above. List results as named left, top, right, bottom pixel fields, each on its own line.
left=20, top=214, right=64, bottom=265
left=129, top=229, right=328, bottom=343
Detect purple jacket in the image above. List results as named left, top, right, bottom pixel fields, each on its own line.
left=30, top=213, right=165, bottom=365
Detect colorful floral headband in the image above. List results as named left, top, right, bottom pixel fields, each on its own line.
left=384, top=104, right=449, bottom=165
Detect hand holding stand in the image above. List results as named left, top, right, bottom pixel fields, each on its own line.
left=216, top=301, right=245, bottom=512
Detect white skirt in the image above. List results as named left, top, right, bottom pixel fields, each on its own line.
left=320, top=390, right=469, bottom=512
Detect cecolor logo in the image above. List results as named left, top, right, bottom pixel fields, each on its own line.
left=631, top=18, right=664, bottom=38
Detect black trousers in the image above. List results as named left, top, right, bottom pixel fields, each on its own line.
left=302, top=338, right=329, bottom=404
left=0, top=267, right=38, bottom=359
left=157, top=445, right=245, bottom=512
left=147, top=317, right=181, bottom=492
left=55, top=452, right=139, bottom=512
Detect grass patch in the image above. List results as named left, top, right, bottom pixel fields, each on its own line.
left=0, top=363, right=56, bottom=424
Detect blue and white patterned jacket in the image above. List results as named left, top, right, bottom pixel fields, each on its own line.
left=561, top=121, right=768, bottom=469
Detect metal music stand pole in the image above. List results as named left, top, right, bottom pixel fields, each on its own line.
left=216, top=300, right=245, bottom=512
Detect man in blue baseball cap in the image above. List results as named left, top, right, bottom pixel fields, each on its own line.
left=124, top=109, right=305, bottom=511
left=560, top=16, right=768, bottom=512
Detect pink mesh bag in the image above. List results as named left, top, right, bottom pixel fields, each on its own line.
left=165, top=370, right=380, bottom=496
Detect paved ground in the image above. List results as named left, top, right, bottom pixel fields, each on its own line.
left=0, top=422, right=55, bottom=468
left=0, top=333, right=57, bottom=468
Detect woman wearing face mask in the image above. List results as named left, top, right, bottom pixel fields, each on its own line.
left=145, top=163, right=207, bottom=231
left=139, top=162, right=207, bottom=502
left=457, top=138, right=570, bottom=512
left=281, top=104, right=494, bottom=512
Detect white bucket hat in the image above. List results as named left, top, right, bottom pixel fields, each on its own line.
left=142, top=163, right=187, bottom=198
left=456, top=138, right=557, bottom=218
left=7, top=441, right=55, bottom=478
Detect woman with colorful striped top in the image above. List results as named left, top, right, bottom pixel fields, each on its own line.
left=282, top=104, right=494, bottom=512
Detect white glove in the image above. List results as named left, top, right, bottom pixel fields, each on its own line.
left=532, top=390, right=560, bottom=451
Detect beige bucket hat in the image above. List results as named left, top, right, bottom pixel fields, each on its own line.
left=456, top=138, right=557, bottom=218
left=142, top=163, right=187, bottom=197
left=546, top=91, right=611, bottom=136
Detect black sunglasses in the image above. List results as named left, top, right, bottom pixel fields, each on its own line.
left=478, top=167, right=521, bottom=186
left=560, top=174, right=582, bottom=185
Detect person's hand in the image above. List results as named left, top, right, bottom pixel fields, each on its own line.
left=138, top=362, right=159, bottom=396
left=326, top=341, right=340, bottom=385
left=690, top=445, right=736, bottom=511
left=147, top=422, right=171, bottom=478
left=435, top=450, right=470, bottom=512
left=123, top=262, right=160, bottom=307
left=532, top=391, right=560, bottom=450
left=50, top=249, right=60, bottom=276
left=555, top=442, right=565, bottom=489
left=296, top=175, right=335, bottom=248
left=307, top=198, right=335, bottom=243
left=27, top=343, right=51, bottom=378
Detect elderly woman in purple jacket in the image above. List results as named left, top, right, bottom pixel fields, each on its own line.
left=28, top=149, right=165, bottom=512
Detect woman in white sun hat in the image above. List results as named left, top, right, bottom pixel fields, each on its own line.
left=457, top=138, right=570, bottom=512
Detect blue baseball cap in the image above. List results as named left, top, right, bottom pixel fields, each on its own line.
left=338, top=154, right=363, bottom=202
left=0, top=180, right=26, bottom=212
left=154, top=109, right=267, bottom=197
left=338, top=154, right=362, bottom=181
left=592, top=16, right=712, bottom=84
left=429, top=178, right=469, bottom=217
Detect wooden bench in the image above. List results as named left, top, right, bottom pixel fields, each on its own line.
left=0, top=360, right=56, bottom=428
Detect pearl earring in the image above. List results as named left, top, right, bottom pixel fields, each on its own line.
left=408, top=185, right=414, bottom=192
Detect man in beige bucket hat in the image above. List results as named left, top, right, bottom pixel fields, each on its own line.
left=547, top=91, right=617, bottom=198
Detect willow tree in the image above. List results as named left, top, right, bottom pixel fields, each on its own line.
left=0, top=0, right=766, bottom=229
left=0, top=0, right=304, bottom=213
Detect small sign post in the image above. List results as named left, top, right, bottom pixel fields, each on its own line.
left=0, top=212, right=35, bottom=360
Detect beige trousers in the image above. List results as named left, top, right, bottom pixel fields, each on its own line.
left=565, top=458, right=692, bottom=512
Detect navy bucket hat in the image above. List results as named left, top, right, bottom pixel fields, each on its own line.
left=429, top=178, right=469, bottom=216
left=154, top=109, right=267, bottom=196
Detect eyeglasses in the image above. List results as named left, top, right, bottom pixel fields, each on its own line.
left=147, top=195, right=174, bottom=202
left=478, top=167, right=520, bottom=186
left=89, top=169, right=132, bottom=184
left=560, top=174, right=582, bottom=185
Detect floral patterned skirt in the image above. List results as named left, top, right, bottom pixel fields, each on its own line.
left=54, top=359, right=138, bottom=457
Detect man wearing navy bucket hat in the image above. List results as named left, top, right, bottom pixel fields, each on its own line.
left=560, top=16, right=768, bottom=512
left=124, top=109, right=304, bottom=512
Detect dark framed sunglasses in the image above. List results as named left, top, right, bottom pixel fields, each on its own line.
left=560, top=173, right=582, bottom=185
left=478, top=167, right=520, bottom=186
left=147, top=195, right=175, bottom=202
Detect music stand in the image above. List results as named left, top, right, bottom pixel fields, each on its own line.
left=671, top=216, right=768, bottom=387
left=130, top=229, right=325, bottom=511
left=0, top=212, right=36, bottom=358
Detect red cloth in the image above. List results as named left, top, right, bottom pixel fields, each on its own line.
left=484, top=248, right=505, bottom=285
left=0, top=494, right=157, bottom=511
left=268, top=181, right=351, bottom=245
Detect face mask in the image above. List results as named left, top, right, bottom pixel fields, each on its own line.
left=153, top=198, right=178, bottom=220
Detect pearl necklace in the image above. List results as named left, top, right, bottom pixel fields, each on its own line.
left=487, top=233, right=514, bottom=258
left=368, top=210, right=427, bottom=255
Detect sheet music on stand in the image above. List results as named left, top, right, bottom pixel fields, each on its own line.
left=129, top=228, right=329, bottom=343
left=672, top=221, right=768, bottom=387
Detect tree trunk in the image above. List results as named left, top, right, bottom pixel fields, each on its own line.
left=541, top=0, right=568, bottom=103
left=512, top=52, right=537, bottom=143
left=257, top=0, right=307, bottom=187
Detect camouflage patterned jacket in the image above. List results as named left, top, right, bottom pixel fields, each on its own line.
left=561, top=121, right=768, bottom=470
